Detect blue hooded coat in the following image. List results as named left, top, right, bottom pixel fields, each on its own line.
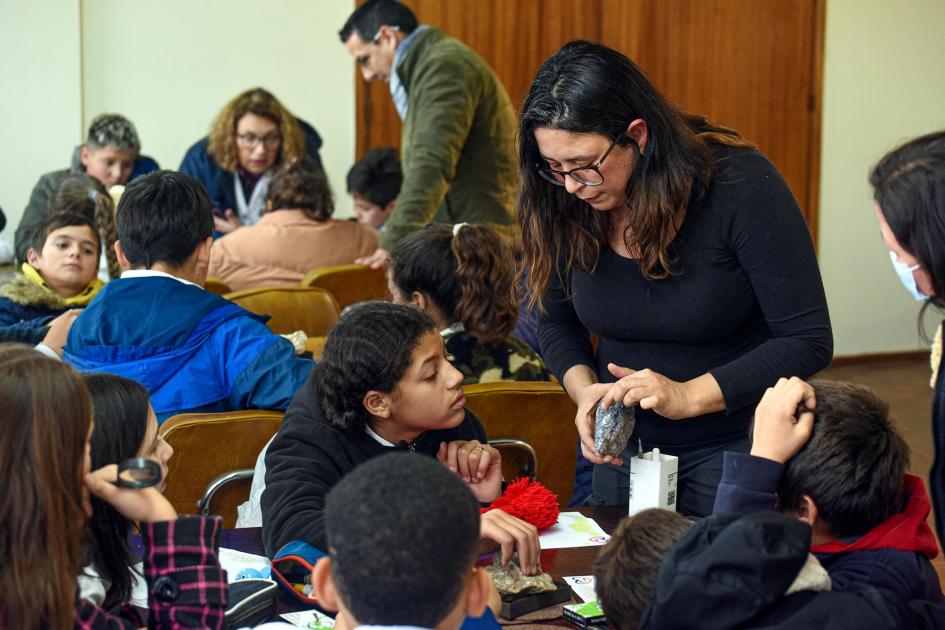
left=65, top=276, right=313, bottom=423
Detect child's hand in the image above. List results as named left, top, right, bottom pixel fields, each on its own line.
left=751, top=377, right=816, bottom=464
left=480, top=509, right=541, bottom=575
left=437, top=440, right=502, bottom=502
left=84, top=465, right=178, bottom=524
left=213, top=209, right=242, bottom=233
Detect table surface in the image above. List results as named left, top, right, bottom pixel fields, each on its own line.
left=221, top=506, right=625, bottom=627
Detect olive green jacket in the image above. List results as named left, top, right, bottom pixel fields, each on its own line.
left=382, top=27, right=518, bottom=250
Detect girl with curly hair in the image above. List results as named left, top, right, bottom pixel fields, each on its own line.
left=388, top=223, right=550, bottom=384
left=179, top=87, right=323, bottom=234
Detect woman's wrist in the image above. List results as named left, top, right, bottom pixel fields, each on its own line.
left=683, top=373, right=726, bottom=417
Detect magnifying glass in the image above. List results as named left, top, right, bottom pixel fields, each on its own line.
left=116, top=457, right=162, bottom=489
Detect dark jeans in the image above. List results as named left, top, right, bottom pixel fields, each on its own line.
left=587, top=435, right=750, bottom=517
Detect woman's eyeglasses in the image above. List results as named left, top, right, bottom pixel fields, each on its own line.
left=535, top=133, right=623, bottom=186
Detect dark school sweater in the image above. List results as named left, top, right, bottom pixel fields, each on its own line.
left=539, top=145, right=833, bottom=448
left=261, top=369, right=487, bottom=556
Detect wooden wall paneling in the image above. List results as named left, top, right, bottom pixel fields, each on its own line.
left=599, top=0, right=822, bottom=232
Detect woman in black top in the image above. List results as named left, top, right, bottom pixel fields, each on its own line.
left=518, top=41, right=833, bottom=516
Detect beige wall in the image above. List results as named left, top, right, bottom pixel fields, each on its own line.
left=80, top=0, right=356, bottom=219
left=818, top=0, right=945, bottom=356
left=0, top=0, right=83, bottom=232
left=0, top=0, right=355, bottom=236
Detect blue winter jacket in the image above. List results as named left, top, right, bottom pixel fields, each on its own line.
left=64, top=276, right=313, bottom=423
left=178, top=118, right=323, bottom=213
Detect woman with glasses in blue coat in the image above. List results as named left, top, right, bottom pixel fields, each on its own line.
left=180, top=87, right=323, bottom=235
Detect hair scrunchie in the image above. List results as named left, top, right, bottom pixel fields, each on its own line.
left=452, top=222, right=469, bottom=237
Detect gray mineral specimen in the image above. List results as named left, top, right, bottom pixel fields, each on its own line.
left=485, top=553, right=556, bottom=595
left=594, top=400, right=636, bottom=457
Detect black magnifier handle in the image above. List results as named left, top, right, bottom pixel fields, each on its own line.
left=115, top=457, right=161, bottom=489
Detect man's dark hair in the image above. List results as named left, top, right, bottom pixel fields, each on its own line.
left=29, top=212, right=101, bottom=256
left=594, top=509, right=692, bottom=630
left=115, top=170, right=213, bottom=269
left=777, top=379, right=910, bottom=538
left=346, top=147, right=402, bottom=208
left=339, top=0, right=418, bottom=43
left=325, top=452, right=480, bottom=627
left=315, top=301, right=436, bottom=433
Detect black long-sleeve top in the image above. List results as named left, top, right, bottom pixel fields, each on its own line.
left=261, top=369, right=487, bottom=556
left=538, top=145, right=833, bottom=447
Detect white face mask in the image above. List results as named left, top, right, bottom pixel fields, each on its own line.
left=889, top=250, right=926, bottom=301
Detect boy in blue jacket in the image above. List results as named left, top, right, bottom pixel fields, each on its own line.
left=714, top=377, right=942, bottom=604
left=65, top=170, right=313, bottom=423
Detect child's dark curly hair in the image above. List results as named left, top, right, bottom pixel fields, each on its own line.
left=316, top=301, right=436, bottom=432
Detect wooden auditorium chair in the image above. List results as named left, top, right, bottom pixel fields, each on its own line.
left=300, top=263, right=389, bottom=310
left=203, top=277, right=232, bottom=296
left=224, top=286, right=340, bottom=337
left=159, top=410, right=284, bottom=527
left=463, top=381, right=578, bottom=507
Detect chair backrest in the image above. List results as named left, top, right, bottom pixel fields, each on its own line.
left=203, top=277, right=233, bottom=296
left=225, top=286, right=340, bottom=336
left=463, top=381, right=578, bottom=507
left=159, top=410, right=284, bottom=527
left=301, top=264, right=389, bottom=310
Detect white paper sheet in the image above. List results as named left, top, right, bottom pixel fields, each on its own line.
left=218, top=546, right=271, bottom=582
left=563, top=575, right=598, bottom=602
left=279, top=609, right=336, bottom=628
left=538, top=512, right=610, bottom=549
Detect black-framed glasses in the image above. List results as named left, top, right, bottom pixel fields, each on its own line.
left=236, top=133, right=281, bottom=149
left=535, top=133, right=622, bottom=187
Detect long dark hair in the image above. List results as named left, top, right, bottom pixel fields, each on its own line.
left=870, top=130, right=945, bottom=304
left=518, top=40, right=751, bottom=308
left=0, top=346, right=91, bottom=629
left=389, top=224, right=518, bottom=343
left=82, top=373, right=151, bottom=610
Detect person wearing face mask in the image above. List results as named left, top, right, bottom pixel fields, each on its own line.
left=14, top=113, right=158, bottom=264
left=518, top=41, right=833, bottom=517
left=179, top=87, right=323, bottom=235
left=869, top=129, right=945, bottom=545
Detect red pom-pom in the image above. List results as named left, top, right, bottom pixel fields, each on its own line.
left=483, top=478, right=560, bottom=531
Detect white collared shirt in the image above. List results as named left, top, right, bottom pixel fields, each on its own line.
left=120, top=269, right=199, bottom=287
left=365, top=424, right=396, bottom=447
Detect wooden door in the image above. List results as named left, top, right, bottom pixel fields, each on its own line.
left=353, top=0, right=824, bottom=237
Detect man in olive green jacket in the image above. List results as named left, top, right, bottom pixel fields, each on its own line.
left=340, top=0, right=518, bottom=267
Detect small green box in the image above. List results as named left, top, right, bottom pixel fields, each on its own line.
left=562, top=601, right=607, bottom=628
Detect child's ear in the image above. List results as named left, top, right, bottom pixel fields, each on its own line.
left=26, top=248, right=41, bottom=267
left=311, top=557, right=341, bottom=613
left=384, top=199, right=397, bottom=214
left=795, top=495, right=819, bottom=527
left=462, top=567, right=493, bottom=619
left=79, top=144, right=91, bottom=168
left=363, top=390, right=391, bottom=418
left=196, top=236, right=213, bottom=268
left=411, top=291, right=428, bottom=311
left=114, top=241, right=131, bottom=270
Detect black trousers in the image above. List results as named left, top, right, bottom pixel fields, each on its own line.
left=587, top=434, right=750, bottom=518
